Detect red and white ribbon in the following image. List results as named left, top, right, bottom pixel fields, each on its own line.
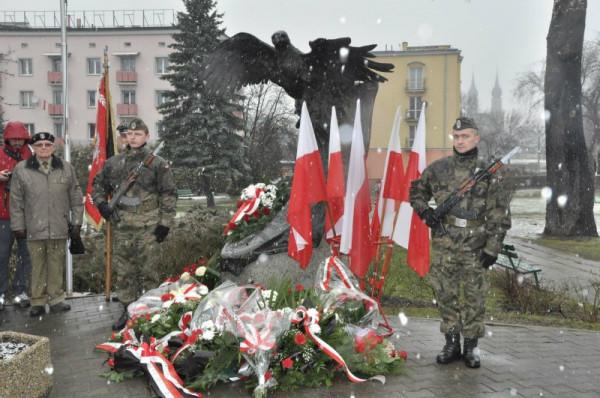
left=320, top=256, right=356, bottom=291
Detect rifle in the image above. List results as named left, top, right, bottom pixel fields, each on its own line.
left=432, top=146, right=520, bottom=233
left=106, top=141, right=165, bottom=222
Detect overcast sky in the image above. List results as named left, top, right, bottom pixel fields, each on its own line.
left=5, top=0, right=600, bottom=111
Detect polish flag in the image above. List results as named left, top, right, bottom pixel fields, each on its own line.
left=372, top=107, right=404, bottom=239
left=287, top=102, right=327, bottom=269
left=340, top=100, right=374, bottom=278
left=392, top=102, right=430, bottom=277
left=324, top=106, right=345, bottom=242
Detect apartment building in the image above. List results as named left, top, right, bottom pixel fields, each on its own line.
left=368, top=43, right=462, bottom=178
left=0, top=10, right=177, bottom=144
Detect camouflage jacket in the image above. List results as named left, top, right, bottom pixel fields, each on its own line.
left=409, top=148, right=511, bottom=257
left=92, top=145, right=177, bottom=228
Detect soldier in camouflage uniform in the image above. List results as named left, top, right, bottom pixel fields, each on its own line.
left=92, top=118, right=176, bottom=330
left=409, top=117, right=511, bottom=368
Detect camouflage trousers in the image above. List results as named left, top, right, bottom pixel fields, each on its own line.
left=27, top=239, right=66, bottom=307
left=427, top=245, right=488, bottom=339
left=112, top=225, right=162, bottom=304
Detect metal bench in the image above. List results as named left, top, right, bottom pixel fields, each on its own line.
left=176, top=188, right=194, bottom=199
left=494, top=244, right=542, bottom=288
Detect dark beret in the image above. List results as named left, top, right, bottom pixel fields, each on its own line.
left=30, top=132, right=55, bottom=144
left=128, top=118, right=148, bottom=133
left=452, top=117, right=478, bottom=131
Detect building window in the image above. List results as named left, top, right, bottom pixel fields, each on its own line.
left=155, top=90, right=168, bottom=107
left=122, top=90, right=136, bottom=104
left=87, top=90, right=96, bottom=107
left=53, top=90, right=63, bottom=105
left=89, top=42, right=96, bottom=48
left=55, top=42, right=61, bottom=48
left=54, top=123, right=64, bottom=138
left=18, top=58, right=33, bottom=75
left=88, top=123, right=96, bottom=140
left=87, top=57, right=102, bottom=75
left=24, top=123, right=35, bottom=134
left=51, top=58, right=62, bottom=72
left=408, top=66, right=424, bottom=90
left=158, top=41, right=166, bottom=47
left=21, top=43, right=28, bottom=48
left=121, top=56, right=136, bottom=72
left=124, top=42, right=132, bottom=47
left=408, top=125, right=416, bottom=148
left=408, top=96, right=423, bottom=119
left=20, top=91, right=34, bottom=108
left=155, top=57, right=169, bottom=74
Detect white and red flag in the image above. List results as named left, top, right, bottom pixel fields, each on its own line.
left=392, top=102, right=430, bottom=276
left=340, top=100, right=374, bottom=278
left=84, top=60, right=118, bottom=230
left=287, top=102, right=327, bottom=269
left=372, top=107, right=404, bottom=240
left=324, top=106, right=345, bottom=242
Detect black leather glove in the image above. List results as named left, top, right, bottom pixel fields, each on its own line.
left=154, top=225, right=170, bottom=243
left=13, top=230, right=27, bottom=240
left=480, top=251, right=497, bottom=269
left=419, top=208, right=441, bottom=229
left=68, top=224, right=85, bottom=254
left=97, top=202, right=113, bottom=220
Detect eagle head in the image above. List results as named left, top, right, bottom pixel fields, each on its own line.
left=271, top=30, right=290, bottom=50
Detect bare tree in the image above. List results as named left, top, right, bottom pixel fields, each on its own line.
left=241, top=83, right=297, bottom=182
left=544, top=0, right=597, bottom=237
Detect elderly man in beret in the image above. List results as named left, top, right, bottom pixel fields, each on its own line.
left=92, top=118, right=176, bottom=330
left=409, top=117, right=511, bottom=368
left=9, top=132, right=84, bottom=317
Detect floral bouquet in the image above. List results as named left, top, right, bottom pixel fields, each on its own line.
left=223, top=182, right=278, bottom=235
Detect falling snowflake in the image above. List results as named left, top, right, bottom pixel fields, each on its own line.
left=559, top=365, right=565, bottom=372
left=510, top=388, right=518, bottom=397
left=44, top=366, right=54, bottom=375
left=339, top=16, right=347, bottom=24
left=557, top=195, right=568, bottom=208
left=398, top=312, right=408, bottom=326
left=540, top=187, right=553, bottom=202
left=487, top=331, right=493, bottom=337
left=258, top=253, right=269, bottom=264
left=376, top=18, right=382, bottom=24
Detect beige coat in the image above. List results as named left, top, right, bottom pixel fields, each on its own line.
left=10, top=155, right=83, bottom=240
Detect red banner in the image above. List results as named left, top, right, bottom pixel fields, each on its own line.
left=84, top=66, right=117, bottom=229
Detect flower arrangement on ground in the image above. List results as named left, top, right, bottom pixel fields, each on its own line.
left=97, top=256, right=406, bottom=398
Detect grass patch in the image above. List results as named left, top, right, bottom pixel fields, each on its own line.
left=380, top=246, right=600, bottom=330
left=534, top=236, right=600, bottom=262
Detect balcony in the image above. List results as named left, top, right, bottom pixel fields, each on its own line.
left=117, top=103, right=138, bottom=116
left=48, top=104, right=64, bottom=116
left=47, top=71, right=62, bottom=85
left=405, top=79, right=426, bottom=93
left=116, top=70, right=137, bottom=84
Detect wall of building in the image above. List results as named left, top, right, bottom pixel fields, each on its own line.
left=0, top=27, right=176, bottom=145
left=367, top=46, right=461, bottom=179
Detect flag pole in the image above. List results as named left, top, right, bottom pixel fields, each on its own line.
left=102, top=47, right=113, bottom=302
left=60, top=0, right=73, bottom=296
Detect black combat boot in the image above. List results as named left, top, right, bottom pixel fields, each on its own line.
left=112, top=304, right=129, bottom=331
left=436, top=333, right=462, bottom=364
left=463, top=337, right=481, bottom=368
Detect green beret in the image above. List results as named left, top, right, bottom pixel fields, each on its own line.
left=452, top=117, right=478, bottom=131
left=128, top=118, right=148, bottom=133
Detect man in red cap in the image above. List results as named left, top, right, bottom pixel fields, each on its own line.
left=0, top=121, right=32, bottom=311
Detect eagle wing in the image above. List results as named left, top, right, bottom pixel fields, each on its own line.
left=200, top=33, right=277, bottom=94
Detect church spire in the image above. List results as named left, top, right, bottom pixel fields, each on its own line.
left=464, top=73, right=479, bottom=116
left=491, top=71, right=503, bottom=116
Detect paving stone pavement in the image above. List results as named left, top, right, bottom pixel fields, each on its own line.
left=1, top=295, right=599, bottom=398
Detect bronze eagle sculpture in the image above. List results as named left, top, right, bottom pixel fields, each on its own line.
left=200, top=31, right=394, bottom=157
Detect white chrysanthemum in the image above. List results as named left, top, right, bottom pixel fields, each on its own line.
left=195, top=266, right=207, bottom=277
left=180, top=271, right=191, bottom=281
left=261, top=290, right=278, bottom=301
left=307, top=308, right=319, bottom=319
left=151, top=314, right=161, bottom=323
left=202, top=329, right=215, bottom=341
left=198, top=285, right=209, bottom=295
left=201, top=320, right=215, bottom=331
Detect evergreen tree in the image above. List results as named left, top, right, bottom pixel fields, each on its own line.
left=159, top=0, right=248, bottom=207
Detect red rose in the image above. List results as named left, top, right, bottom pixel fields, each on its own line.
left=253, top=212, right=261, bottom=219
left=281, top=357, right=294, bottom=369
left=198, top=258, right=207, bottom=265
left=262, top=207, right=271, bottom=215
left=264, top=371, right=273, bottom=381
left=294, top=332, right=307, bottom=345
left=399, top=350, right=408, bottom=360
left=161, top=293, right=175, bottom=302
left=243, top=214, right=250, bottom=222
left=228, top=221, right=237, bottom=230
left=107, top=358, right=115, bottom=368
left=294, top=283, right=304, bottom=292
